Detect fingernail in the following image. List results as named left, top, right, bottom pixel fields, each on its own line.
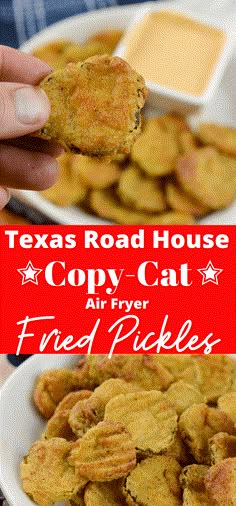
left=15, top=87, right=50, bottom=124
left=0, top=187, right=11, bottom=209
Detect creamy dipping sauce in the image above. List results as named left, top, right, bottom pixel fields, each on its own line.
left=124, top=11, right=226, bottom=96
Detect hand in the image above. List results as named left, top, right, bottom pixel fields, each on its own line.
left=0, top=45, right=61, bottom=210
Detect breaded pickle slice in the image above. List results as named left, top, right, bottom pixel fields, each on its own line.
left=123, top=456, right=182, bottom=505
left=42, top=153, right=87, bottom=207
left=38, top=55, right=147, bottom=157
left=90, top=189, right=195, bottom=224
left=117, top=163, right=166, bottom=212
left=21, top=438, right=86, bottom=506
left=198, top=122, right=236, bottom=157
left=176, top=147, right=236, bottom=209
left=205, top=457, right=236, bottom=506
left=180, top=464, right=210, bottom=505
left=68, top=420, right=136, bottom=481
left=105, top=390, right=177, bottom=454
left=84, top=480, right=126, bottom=506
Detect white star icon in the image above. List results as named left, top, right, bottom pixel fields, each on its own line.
left=197, top=261, right=223, bottom=285
left=17, top=261, right=42, bottom=285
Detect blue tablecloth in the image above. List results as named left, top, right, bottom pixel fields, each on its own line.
left=0, top=0, right=153, bottom=48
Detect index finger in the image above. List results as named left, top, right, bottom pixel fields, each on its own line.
left=0, top=45, right=52, bottom=84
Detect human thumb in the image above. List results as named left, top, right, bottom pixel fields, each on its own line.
left=0, top=83, right=50, bottom=139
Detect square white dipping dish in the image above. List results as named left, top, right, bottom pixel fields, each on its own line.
left=115, top=5, right=235, bottom=114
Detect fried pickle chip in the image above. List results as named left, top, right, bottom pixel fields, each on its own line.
left=69, top=378, right=141, bottom=438
left=68, top=420, right=136, bottom=481
left=166, top=182, right=209, bottom=216
left=163, top=430, right=192, bottom=466
left=205, top=457, right=236, bottom=506
left=179, top=130, right=198, bottom=155
left=43, top=390, right=92, bottom=440
left=71, top=154, right=121, bottom=189
left=105, top=390, right=177, bottom=454
left=84, top=479, right=126, bottom=506
left=117, top=163, right=166, bottom=212
left=21, top=438, right=87, bottom=506
left=193, top=355, right=236, bottom=403
left=164, top=380, right=205, bottom=416
left=38, top=55, right=147, bottom=157
left=85, top=355, right=173, bottom=391
left=131, top=116, right=180, bottom=176
left=42, top=153, right=87, bottom=206
left=33, top=368, right=92, bottom=419
left=198, top=123, right=236, bottom=157
left=86, top=29, right=124, bottom=53
left=33, top=39, right=71, bottom=69
left=179, top=403, right=236, bottom=465
left=180, top=464, right=210, bottom=506
left=209, top=432, right=236, bottom=464
left=61, top=41, right=112, bottom=66
left=90, top=188, right=195, bottom=224
left=123, top=456, right=182, bottom=506
left=217, top=391, right=236, bottom=423
left=149, top=355, right=194, bottom=380
left=176, top=146, right=236, bottom=209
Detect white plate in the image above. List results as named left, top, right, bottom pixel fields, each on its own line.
left=0, top=353, right=236, bottom=506
left=14, top=2, right=236, bottom=225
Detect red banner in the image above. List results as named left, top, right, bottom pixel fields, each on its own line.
left=0, top=225, right=235, bottom=355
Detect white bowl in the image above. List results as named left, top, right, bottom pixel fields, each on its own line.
left=0, top=353, right=236, bottom=506
left=115, top=4, right=236, bottom=114
left=0, top=355, right=80, bottom=506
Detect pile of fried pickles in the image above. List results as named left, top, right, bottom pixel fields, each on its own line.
left=34, top=31, right=236, bottom=225
left=21, top=354, right=236, bottom=505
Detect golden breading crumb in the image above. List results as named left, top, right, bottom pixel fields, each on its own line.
left=193, top=355, right=236, bottom=403
left=164, top=380, right=205, bottom=416
left=69, top=378, right=141, bottom=438
left=71, top=154, right=121, bottom=189
left=217, top=391, right=236, bottom=423
left=123, top=456, right=182, bottom=506
left=68, top=420, right=136, bottom=481
left=43, top=390, right=92, bottom=440
left=180, top=464, right=210, bottom=506
left=42, top=153, right=87, bottom=207
left=205, top=457, right=236, bottom=505
left=179, top=403, right=236, bottom=465
left=90, top=188, right=195, bottom=224
left=117, top=163, right=166, bottom=212
left=176, top=146, right=236, bottom=209
left=105, top=390, right=177, bottom=454
left=198, top=123, right=236, bottom=157
left=20, top=438, right=87, bottom=506
left=209, top=432, right=236, bottom=464
left=33, top=368, right=92, bottom=419
left=37, top=55, right=147, bottom=157
left=84, top=479, right=126, bottom=506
